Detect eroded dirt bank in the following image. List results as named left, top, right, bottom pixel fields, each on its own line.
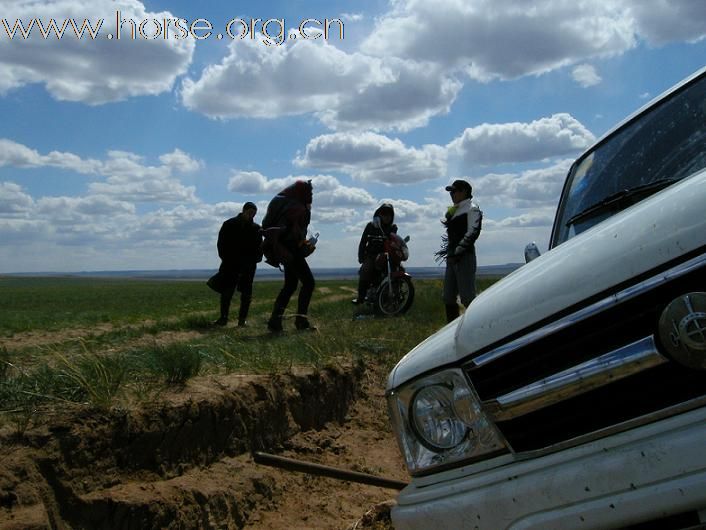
left=0, top=362, right=405, bottom=529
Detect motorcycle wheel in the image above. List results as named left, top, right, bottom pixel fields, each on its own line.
left=375, top=276, right=414, bottom=316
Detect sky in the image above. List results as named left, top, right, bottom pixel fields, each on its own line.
left=1, top=0, right=705, bottom=273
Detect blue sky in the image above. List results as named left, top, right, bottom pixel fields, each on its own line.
left=1, top=0, right=705, bottom=273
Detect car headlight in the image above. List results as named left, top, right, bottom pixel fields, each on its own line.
left=412, top=384, right=469, bottom=449
left=388, top=369, right=507, bottom=475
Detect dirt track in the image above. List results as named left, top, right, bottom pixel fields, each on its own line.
left=0, top=361, right=406, bottom=529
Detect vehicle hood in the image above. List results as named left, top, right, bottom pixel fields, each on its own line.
left=388, top=170, right=706, bottom=390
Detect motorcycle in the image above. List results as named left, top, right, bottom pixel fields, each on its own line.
left=360, top=224, right=414, bottom=316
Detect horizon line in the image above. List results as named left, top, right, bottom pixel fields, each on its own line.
left=0, top=263, right=523, bottom=277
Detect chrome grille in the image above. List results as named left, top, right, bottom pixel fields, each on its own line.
left=465, top=253, right=706, bottom=453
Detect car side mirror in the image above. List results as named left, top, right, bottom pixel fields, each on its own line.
left=524, top=242, right=541, bottom=263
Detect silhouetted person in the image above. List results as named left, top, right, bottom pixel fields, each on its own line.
left=214, top=202, right=262, bottom=327
left=353, top=203, right=397, bottom=304
left=262, top=180, right=316, bottom=332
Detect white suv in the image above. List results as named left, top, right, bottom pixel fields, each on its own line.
left=386, top=65, right=706, bottom=530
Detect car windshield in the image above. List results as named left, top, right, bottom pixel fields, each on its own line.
left=552, top=71, right=706, bottom=247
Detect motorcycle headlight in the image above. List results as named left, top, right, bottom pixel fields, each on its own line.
left=388, top=369, right=507, bottom=475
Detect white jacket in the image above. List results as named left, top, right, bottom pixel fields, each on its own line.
left=449, top=198, right=482, bottom=256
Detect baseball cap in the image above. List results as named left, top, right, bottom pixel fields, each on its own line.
left=445, top=179, right=472, bottom=196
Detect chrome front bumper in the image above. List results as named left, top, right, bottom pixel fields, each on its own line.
left=392, top=406, right=706, bottom=530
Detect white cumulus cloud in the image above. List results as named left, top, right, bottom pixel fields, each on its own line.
left=294, top=131, right=447, bottom=184
left=181, top=35, right=460, bottom=132
left=572, top=64, right=602, bottom=87
left=0, top=0, right=194, bottom=104
left=448, top=114, right=594, bottom=167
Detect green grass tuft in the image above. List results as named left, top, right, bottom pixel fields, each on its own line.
left=138, top=343, right=203, bottom=385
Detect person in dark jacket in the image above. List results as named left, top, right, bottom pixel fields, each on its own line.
left=262, top=180, right=317, bottom=332
left=353, top=203, right=397, bottom=304
left=440, top=179, right=482, bottom=322
left=214, top=202, right=263, bottom=327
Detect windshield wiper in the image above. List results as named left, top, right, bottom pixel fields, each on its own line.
left=566, top=178, right=678, bottom=227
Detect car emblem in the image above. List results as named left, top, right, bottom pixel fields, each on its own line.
left=658, top=292, right=706, bottom=370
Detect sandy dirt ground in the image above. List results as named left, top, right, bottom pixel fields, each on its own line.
left=0, top=358, right=407, bottom=530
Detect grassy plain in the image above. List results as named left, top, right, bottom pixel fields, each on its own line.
left=0, top=275, right=499, bottom=431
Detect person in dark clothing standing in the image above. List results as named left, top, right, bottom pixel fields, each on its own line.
left=262, top=180, right=317, bottom=332
left=439, top=179, right=482, bottom=323
left=214, top=202, right=263, bottom=327
left=353, top=203, right=397, bottom=304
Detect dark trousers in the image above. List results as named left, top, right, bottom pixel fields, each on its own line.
left=443, top=249, right=477, bottom=323
left=219, top=263, right=255, bottom=322
left=271, top=254, right=315, bottom=320
left=357, top=256, right=376, bottom=300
